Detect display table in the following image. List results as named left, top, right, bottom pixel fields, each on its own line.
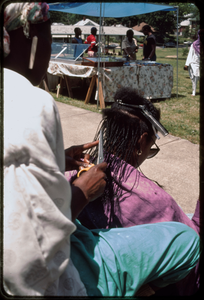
left=46, top=60, right=173, bottom=104
left=102, top=61, right=173, bottom=101
left=48, top=60, right=96, bottom=78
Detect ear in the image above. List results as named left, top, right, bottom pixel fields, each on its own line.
left=138, top=132, right=148, bottom=151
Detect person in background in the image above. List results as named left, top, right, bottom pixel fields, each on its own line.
left=122, top=29, right=138, bottom=60
left=84, top=26, right=98, bottom=57
left=72, top=27, right=84, bottom=59
left=184, top=29, right=203, bottom=96
left=3, top=3, right=200, bottom=297
left=72, top=27, right=83, bottom=44
left=142, top=24, right=156, bottom=61
left=104, top=46, right=110, bottom=55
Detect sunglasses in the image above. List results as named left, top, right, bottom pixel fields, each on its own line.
left=147, top=142, right=160, bottom=159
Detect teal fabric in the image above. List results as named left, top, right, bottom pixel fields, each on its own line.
left=71, top=221, right=200, bottom=297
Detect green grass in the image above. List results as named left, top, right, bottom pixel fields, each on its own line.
left=50, top=47, right=199, bottom=144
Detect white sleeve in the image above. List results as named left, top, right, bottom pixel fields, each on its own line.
left=185, top=44, right=194, bottom=66
left=133, top=38, right=137, bottom=46
left=122, top=38, right=127, bottom=50
left=3, top=69, right=86, bottom=296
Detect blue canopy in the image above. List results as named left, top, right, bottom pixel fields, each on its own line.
left=48, top=2, right=177, bottom=18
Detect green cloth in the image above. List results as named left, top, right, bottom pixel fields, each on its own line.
left=71, top=221, right=200, bottom=297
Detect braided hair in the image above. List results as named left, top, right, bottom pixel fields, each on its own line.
left=87, top=87, right=161, bottom=224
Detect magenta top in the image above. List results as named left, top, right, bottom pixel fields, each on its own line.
left=65, top=161, right=199, bottom=234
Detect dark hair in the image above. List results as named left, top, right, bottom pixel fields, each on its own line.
left=91, top=27, right=97, bottom=34
left=87, top=87, right=160, bottom=224
left=142, top=24, right=152, bottom=33
left=74, top=27, right=81, bottom=34
left=126, top=29, right=134, bottom=37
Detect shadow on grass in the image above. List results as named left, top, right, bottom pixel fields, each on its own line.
left=159, top=57, right=186, bottom=61
left=58, top=79, right=97, bottom=103
left=170, top=93, right=188, bottom=99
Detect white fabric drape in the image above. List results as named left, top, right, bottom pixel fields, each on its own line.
left=3, top=68, right=87, bottom=296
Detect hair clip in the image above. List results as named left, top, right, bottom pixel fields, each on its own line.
left=116, top=99, right=168, bottom=138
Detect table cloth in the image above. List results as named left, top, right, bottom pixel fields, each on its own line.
left=102, top=62, right=173, bottom=101
left=47, top=61, right=173, bottom=101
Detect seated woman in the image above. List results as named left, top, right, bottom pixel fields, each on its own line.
left=65, top=87, right=200, bottom=296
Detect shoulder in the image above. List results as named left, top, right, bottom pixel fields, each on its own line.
left=133, top=38, right=137, bottom=44
left=4, top=68, right=57, bottom=118
left=4, top=69, right=65, bottom=172
left=122, top=37, right=128, bottom=46
left=148, top=35, right=156, bottom=43
left=90, top=34, right=96, bottom=40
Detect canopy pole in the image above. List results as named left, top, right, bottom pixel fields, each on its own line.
left=97, top=2, right=102, bottom=109
left=176, top=6, right=179, bottom=99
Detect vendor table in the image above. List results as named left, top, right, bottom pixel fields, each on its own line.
left=102, top=61, right=173, bottom=101
left=47, top=60, right=173, bottom=105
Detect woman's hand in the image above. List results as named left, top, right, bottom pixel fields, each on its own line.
left=65, top=141, right=99, bottom=171
left=184, top=65, right=188, bottom=71
left=71, top=162, right=107, bottom=221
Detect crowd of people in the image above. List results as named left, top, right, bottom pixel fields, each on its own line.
left=3, top=2, right=201, bottom=297
left=71, top=23, right=201, bottom=96
left=71, top=24, right=157, bottom=61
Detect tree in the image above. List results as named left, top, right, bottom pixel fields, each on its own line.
left=50, top=11, right=89, bottom=25
left=183, top=26, right=190, bottom=38
left=49, top=11, right=70, bottom=25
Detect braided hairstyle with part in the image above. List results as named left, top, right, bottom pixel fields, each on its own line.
left=87, top=87, right=161, bottom=225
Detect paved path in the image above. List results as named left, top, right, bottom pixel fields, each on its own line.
left=56, top=101, right=199, bottom=214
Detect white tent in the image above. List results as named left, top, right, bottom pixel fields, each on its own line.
left=74, top=18, right=99, bottom=27
left=51, top=24, right=144, bottom=43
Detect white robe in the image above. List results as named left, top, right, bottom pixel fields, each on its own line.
left=185, top=44, right=200, bottom=79
left=3, top=69, right=87, bottom=296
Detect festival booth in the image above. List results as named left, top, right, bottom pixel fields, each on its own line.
left=47, top=2, right=178, bottom=107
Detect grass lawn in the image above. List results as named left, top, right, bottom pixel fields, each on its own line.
left=50, top=47, right=199, bottom=144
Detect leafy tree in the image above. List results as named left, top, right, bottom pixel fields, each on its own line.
left=102, top=18, right=118, bottom=26
left=190, top=2, right=200, bottom=21
left=50, top=11, right=89, bottom=25
left=50, top=11, right=69, bottom=25
left=183, top=26, right=189, bottom=38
